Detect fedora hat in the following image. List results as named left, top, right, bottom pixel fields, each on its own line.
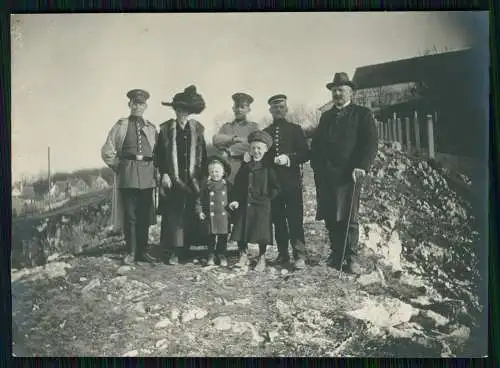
left=161, top=85, right=206, bottom=114
left=326, top=72, right=355, bottom=90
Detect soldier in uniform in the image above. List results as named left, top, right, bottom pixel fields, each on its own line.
left=263, top=94, right=310, bottom=269
left=101, top=89, right=158, bottom=265
left=154, top=85, right=208, bottom=265
left=212, top=93, right=259, bottom=183
left=311, top=72, right=378, bottom=271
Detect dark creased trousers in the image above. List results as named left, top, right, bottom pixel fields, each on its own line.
left=272, top=185, right=307, bottom=258
left=120, top=188, right=154, bottom=258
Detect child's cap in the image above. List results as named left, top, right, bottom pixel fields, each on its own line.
left=248, top=130, right=273, bottom=148
left=206, top=154, right=231, bottom=176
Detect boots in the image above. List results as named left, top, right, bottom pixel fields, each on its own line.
left=235, top=250, right=249, bottom=268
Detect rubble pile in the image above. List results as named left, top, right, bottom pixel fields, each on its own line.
left=347, top=142, right=483, bottom=353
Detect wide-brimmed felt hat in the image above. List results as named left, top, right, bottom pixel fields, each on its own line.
left=161, top=85, right=206, bottom=114
left=326, top=72, right=355, bottom=90
left=206, top=154, right=231, bottom=177
left=248, top=130, right=273, bottom=148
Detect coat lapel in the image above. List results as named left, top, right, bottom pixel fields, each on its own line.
left=168, top=120, right=179, bottom=180
left=188, top=120, right=197, bottom=176
left=141, top=122, right=157, bottom=149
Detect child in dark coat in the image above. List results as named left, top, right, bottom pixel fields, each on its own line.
left=229, top=130, right=280, bottom=271
left=195, top=155, right=232, bottom=266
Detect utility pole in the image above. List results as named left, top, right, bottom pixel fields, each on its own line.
left=48, top=146, right=51, bottom=210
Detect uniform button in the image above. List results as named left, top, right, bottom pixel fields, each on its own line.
left=210, top=192, right=214, bottom=196
left=222, top=191, right=225, bottom=195
left=248, top=203, right=251, bottom=206
left=222, top=212, right=226, bottom=216
left=210, top=201, right=214, bottom=205
left=210, top=212, right=214, bottom=216
left=222, top=201, right=225, bottom=205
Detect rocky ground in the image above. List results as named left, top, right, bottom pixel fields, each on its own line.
left=11, top=143, right=487, bottom=357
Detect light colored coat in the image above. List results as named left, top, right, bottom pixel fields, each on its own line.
left=101, top=118, right=158, bottom=230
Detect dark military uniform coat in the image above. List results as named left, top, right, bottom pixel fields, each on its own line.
left=229, top=160, right=280, bottom=244
left=263, top=119, right=309, bottom=189
left=195, top=179, right=231, bottom=235
left=263, top=119, right=309, bottom=255
left=311, top=103, right=378, bottom=222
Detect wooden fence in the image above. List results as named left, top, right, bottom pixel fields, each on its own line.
left=375, top=111, right=437, bottom=160
left=12, top=197, right=70, bottom=217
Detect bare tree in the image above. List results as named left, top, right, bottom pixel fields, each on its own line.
left=211, top=110, right=233, bottom=132
left=207, top=110, right=234, bottom=146
left=287, top=104, right=321, bottom=138
left=258, top=104, right=320, bottom=138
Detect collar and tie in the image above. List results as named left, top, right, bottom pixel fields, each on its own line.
left=130, top=115, right=145, bottom=129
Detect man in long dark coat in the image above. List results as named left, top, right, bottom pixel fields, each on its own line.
left=311, top=73, right=378, bottom=272
left=154, top=85, right=208, bottom=265
left=263, top=94, right=310, bottom=269
left=101, top=89, right=158, bottom=265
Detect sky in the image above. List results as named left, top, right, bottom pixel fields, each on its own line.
left=11, top=11, right=486, bottom=181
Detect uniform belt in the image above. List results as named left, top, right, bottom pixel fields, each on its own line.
left=120, top=154, right=153, bottom=161
left=230, top=154, right=244, bottom=159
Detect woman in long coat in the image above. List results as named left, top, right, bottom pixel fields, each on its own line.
left=154, top=85, right=208, bottom=265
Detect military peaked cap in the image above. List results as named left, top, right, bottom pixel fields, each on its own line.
left=232, top=92, right=254, bottom=106
left=127, top=89, right=150, bottom=103
left=268, top=94, right=287, bottom=105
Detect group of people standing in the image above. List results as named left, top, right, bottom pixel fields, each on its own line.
left=101, top=72, right=379, bottom=273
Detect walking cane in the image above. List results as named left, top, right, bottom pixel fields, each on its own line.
left=338, top=176, right=361, bottom=279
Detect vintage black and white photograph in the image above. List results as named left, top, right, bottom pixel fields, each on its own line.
left=10, top=12, right=489, bottom=357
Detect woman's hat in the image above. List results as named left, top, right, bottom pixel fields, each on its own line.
left=161, top=85, right=206, bottom=114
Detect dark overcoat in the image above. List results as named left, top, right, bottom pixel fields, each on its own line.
left=195, top=179, right=232, bottom=235
left=154, top=119, right=208, bottom=246
left=229, top=160, right=280, bottom=244
left=310, top=103, right=378, bottom=222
